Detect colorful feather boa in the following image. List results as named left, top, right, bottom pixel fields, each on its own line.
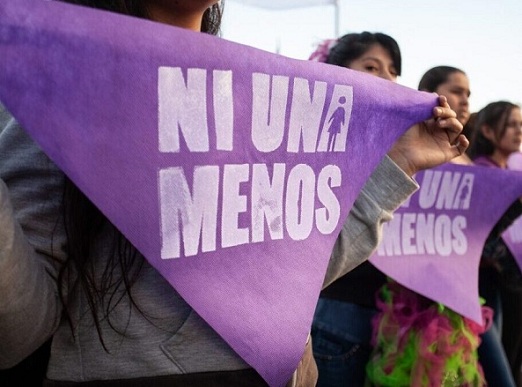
left=366, top=281, right=493, bottom=387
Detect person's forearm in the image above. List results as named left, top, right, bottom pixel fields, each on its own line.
left=323, top=155, right=418, bottom=288
left=0, top=180, right=61, bottom=368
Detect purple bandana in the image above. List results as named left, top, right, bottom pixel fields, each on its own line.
left=370, top=163, right=522, bottom=324
left=502, top=212, right=522, bottom=273
left=0, top=0, right=438, bottom=385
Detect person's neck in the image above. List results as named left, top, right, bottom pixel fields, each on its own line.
left=146, top=5, right=204, bottom=31
left=488, top=150, right=509, bottom=169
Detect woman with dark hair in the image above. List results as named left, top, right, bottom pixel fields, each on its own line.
left=418, top=66, right=471, bottom=133
left=470, top=101, right=522, bottom=386
left=310, top=32, right=401, bottom=81
left=470, top=101, right=522, bottom=164
left=418, top=66, right=472, bottom=165
left=324, top=32, right=401, bottom=79
left=0, top=10, right=466, bottom=387
left=309, top=32, right=405, bottom=387
left=418, top=69, right=520, bottom=386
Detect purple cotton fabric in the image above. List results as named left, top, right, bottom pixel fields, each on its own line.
left=0, top=0, right=437, bottom=385
left=502, top=206, right=522, bottom=273
left=370, top=163, right=522, bottom=324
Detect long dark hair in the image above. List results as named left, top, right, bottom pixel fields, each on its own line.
left=468, top=101, right=519, bottom=159
left=326, top=32, right=402, bottom=75
left=58, top=0, right=224, bottom=347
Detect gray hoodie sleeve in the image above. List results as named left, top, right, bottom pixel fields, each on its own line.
left=0, top=107, right=65, bottom=368
left=323, top=155, right=419, bottom=288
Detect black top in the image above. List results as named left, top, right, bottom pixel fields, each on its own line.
left=319, top=261, right=386, bottom=308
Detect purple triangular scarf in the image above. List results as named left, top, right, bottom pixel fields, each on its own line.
left=0, top=0, right=438, bottom=385
left=370, top=163, right=522, bottom=324
left=502, top=209, right=522, bottom=273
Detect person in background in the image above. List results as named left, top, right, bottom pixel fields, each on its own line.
left=309, top=32, right=405, bottom=387
left=469, top=101, right=522, bottom=386
left=420, top=68, right=519, bottom=386
left=0, top=8, right=466, bottom=386
left=367, top=66, right=488, bottom=386
left=418, top=66, right=472, bottom=164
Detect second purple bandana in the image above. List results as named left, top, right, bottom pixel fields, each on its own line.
left=0, top=0, right=437, bottom=385
left=502, top=207, right=522, bottom=273
left=371, top=163, right=522, bottom=324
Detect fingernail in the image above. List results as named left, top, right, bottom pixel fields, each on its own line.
left=435, top=107, right=442, bottom=115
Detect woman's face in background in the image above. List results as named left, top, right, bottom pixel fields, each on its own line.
left=347, top=43, right=398, bottom=82
left=435, top=72, right=470, bottom=126
left=497, top=107, right=522, bottom=155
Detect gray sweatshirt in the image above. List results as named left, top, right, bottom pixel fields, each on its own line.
left=0, top=105, right=418, bottom=381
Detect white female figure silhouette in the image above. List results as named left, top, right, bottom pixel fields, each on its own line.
left=326, top=96, right=346, bottom=151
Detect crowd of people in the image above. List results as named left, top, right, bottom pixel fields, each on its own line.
left=0, top=1, right=520, bottom=386
left=309, top=33, right=522, bottom=386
